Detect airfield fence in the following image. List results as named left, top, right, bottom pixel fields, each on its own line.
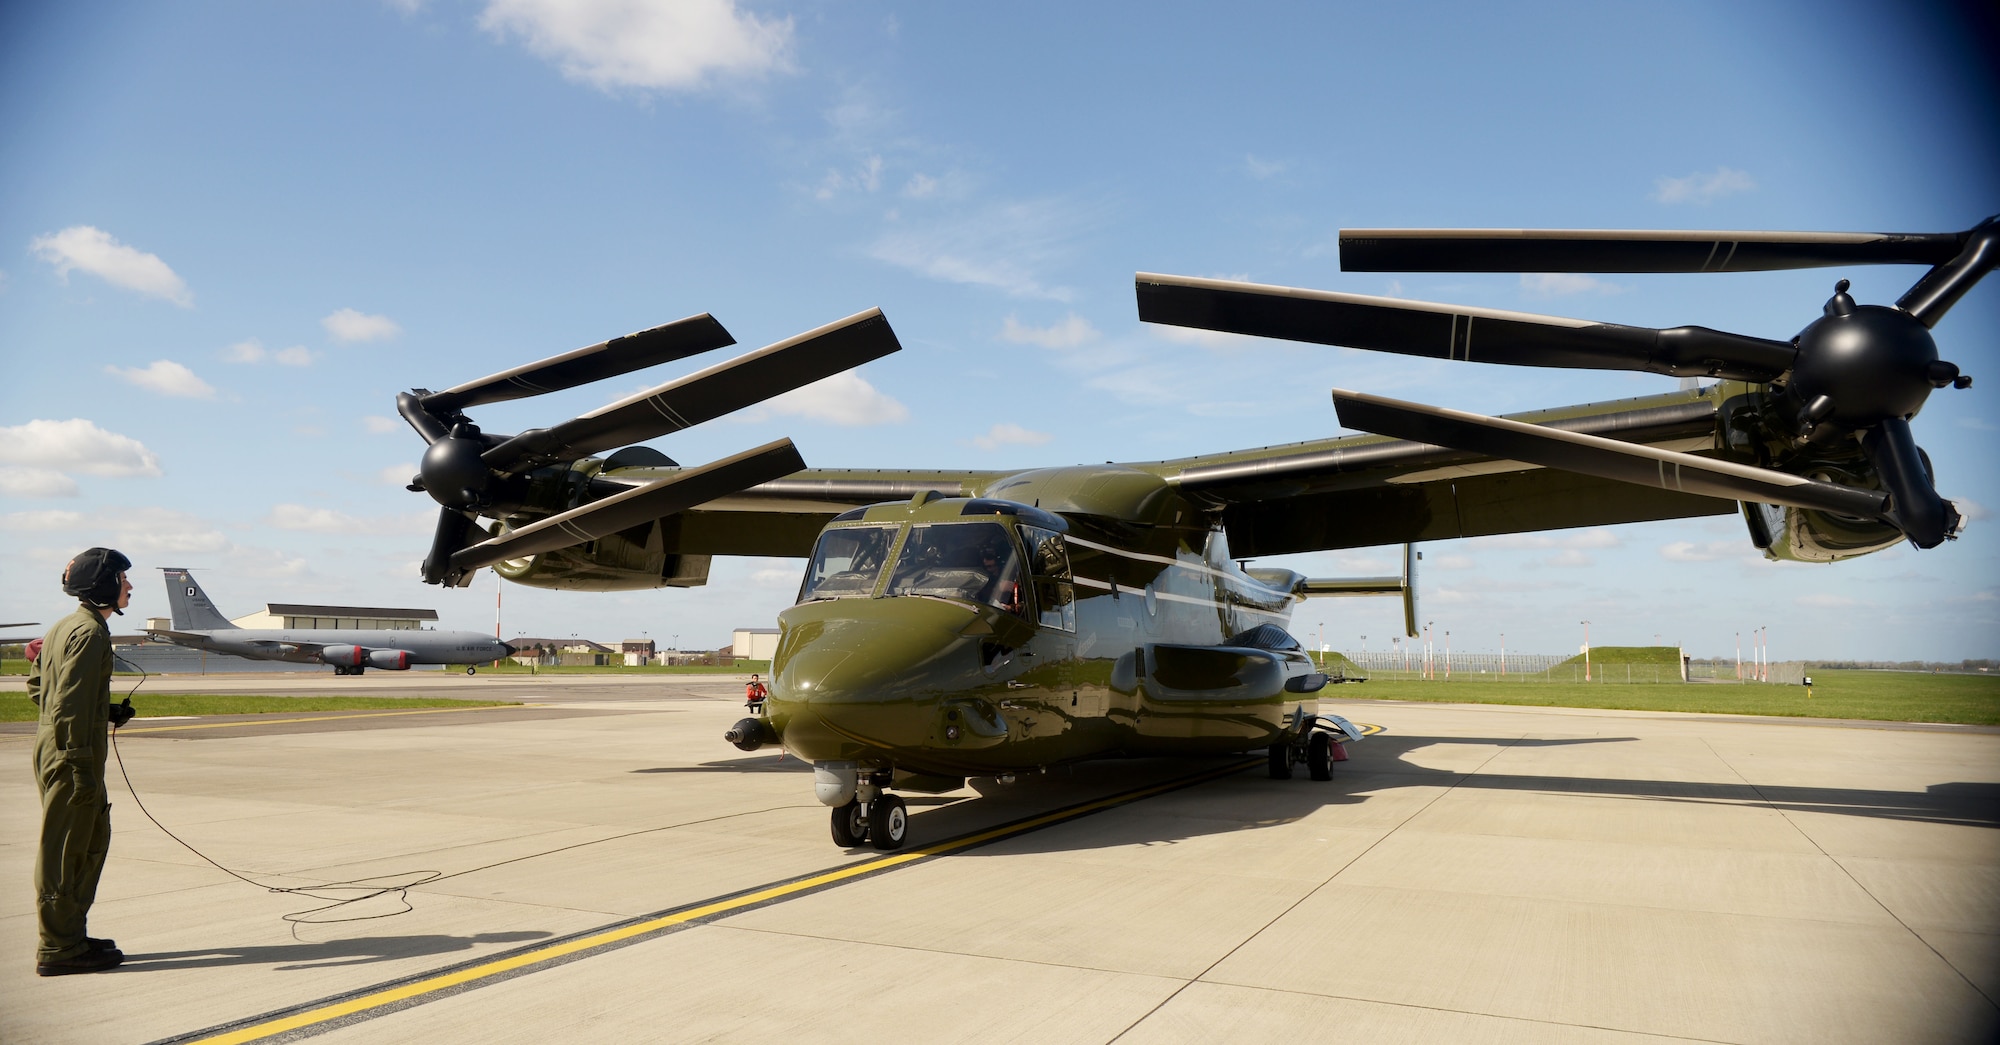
left=1322, top=651, right=1807, bottom=685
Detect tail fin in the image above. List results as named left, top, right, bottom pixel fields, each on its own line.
left=161, top=568, right=237, bottom=630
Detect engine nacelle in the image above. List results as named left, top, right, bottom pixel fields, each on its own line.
left=491, top=519, right=713, bottom=592
left=367, top=649, right=414, bottom=670
left=318, top=645, right=365, bottom=667
left=1741, top=501, right=1905, bottom=563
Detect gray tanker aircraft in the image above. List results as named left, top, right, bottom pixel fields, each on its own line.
left=145, top=569, right=513, bottom=674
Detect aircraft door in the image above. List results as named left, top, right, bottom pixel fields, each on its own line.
left=1022, top=526, right=1074, bottom=633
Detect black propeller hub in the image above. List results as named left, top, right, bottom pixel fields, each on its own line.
left=1785, top=280, right=1943, bottom=432
left=420, top=430, right=492, bottom=508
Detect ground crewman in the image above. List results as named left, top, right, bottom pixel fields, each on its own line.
left=745, top=673, right=769, bottom=712
left=29, top=547, right=137, bottom=976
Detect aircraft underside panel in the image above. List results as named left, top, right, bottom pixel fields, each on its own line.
left=1221, top=467, right=1735, bottom=557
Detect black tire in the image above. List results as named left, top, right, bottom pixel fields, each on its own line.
left=868, top=794, right=908, bottom=850
left=831, top=800, right=867, bottom=847
left=1307, top=731, right=1333, bottom=781
left=1268, top=741, right=1293, bottom=780
left=466, top=666, right=477, bottom=676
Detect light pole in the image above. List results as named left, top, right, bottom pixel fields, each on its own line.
left=1736, top=631, right=1742, bottom=681
left=1581, top=620, right=1592, bottom=682
left=1500, top=632, right=1506, bottom=677
left=1444, top=630, right=1451, bottom=680
left=1426, top=620, right=1435, bottom=680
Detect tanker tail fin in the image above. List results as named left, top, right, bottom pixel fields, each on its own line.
left=161, top=568, right=237, bottom=630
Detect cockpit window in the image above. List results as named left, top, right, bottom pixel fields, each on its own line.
left=798, top=525, right=899, bottom=602
left=884, top=522, right=1025, bottom=616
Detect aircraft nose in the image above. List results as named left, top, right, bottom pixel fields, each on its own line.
left=770, top=599, right=982, bottom=758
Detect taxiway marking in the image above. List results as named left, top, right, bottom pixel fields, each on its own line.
left=156, top=738, right=1381, bottom=1045
left=116, top=705, right=535, bottom=734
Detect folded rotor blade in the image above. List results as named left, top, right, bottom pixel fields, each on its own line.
left=483, top=309, right=900, bottom=471
left=1339, top=228, right=1968, bottom=273
left=451, top=439, right=807, bottom=573
left=421, top=507, right=480, bottom=587
left=1330, top=388, right=1890, bottom=521
left=421, top=314, right=736, bottom=415
left=1137, top=273, right=1795, bottom=381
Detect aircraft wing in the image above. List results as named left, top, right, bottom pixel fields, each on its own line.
left=618, top=469, right=1012, bottom=558
left=1140, top=385, right=1739, bottom=556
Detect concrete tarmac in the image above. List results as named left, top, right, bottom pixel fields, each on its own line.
left=2, top=674, right=1995, bottom=1043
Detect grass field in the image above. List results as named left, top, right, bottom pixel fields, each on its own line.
left=1329, top=668, right=2000, bottom=726
left=1, top=695, right=519, bottom=723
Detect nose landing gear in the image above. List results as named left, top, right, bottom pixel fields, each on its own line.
left=825, top=768, right=909, bottom=850
left=1269, top=713, right=1353, bottom=781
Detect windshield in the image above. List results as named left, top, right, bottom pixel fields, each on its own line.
left=885, top=522, right=1025, bottom=615
left=797, top=525, right=899, bottom=602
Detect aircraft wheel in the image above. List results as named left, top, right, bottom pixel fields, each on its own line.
left=831, top=800, right=867, bottom=847
left=466, top=665, right=477, bottom=676
left=1306, top=732, right=1334, bottom=781
left=868, top=794, right=908, bottom=851
left=1267, top=741, right=1293, bottom=780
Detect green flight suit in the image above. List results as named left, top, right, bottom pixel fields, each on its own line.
left=27, top=603, right=114, bottom=963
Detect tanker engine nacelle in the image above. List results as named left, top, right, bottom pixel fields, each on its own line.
left=318, top=645, right=364, bottom=667
left=367, top=649, right=414, bottom=670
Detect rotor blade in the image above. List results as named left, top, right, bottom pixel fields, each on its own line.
left=421, top=314, right=737, bottom=415
left=1330, top=388, right=1890, bottom=520
left=1136, top=273, right=1795, bottom=381
left=1861, top=417, right=1960, bottom=549
left=421, top=508, right=479, bottom=587
left=452, top=439, right=808, bottom=573
left=1339, top=227, right=1969, bottom=273
left=482, top=309, right=900, bottom=471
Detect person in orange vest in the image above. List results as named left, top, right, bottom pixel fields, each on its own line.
left=744, top=673, right=769, bottom=712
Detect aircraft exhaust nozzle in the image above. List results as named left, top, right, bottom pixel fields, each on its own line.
left=724, top=717, right=770, bottom=751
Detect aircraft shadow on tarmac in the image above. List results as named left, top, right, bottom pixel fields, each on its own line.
left=849, top=734, right=2000, bottom=857
left=120, top=930, right=552, bottom=972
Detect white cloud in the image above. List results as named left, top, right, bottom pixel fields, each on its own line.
left=757, top=371, right=908, bottom=426
left=903, top=173, right=939, bottom=198
left=1539, top=549, right=1595, bottom=568
left=1795, top=593, right=1859, bottom=608
left=1660, top=540, right=1740, bottom=562
left=104, top=360, right=216, bottom=399
left=479, top=0, right=794, bottom=93
left=867, top=198, right=1091, bottom=301
left=266, top=504, right=362, bottom=532
left=1244, top=154, right=1286, bottom=179
left=379, top=464, right=416, bottom=486
left=0, top=467, right=80, bottom=498
left=1430, top=554, right=1475, bottom=570
left=0, top=419, right=161, bottom=478
left=321, top=308, right=402, bottom=343
left=0, top=509, right=86, bottom=531
left=971, top=423, right=1052, bottom=451
left=276, top=346, right=314, bottom=365
left=1652, top=166, right=1756, bottom=205
left=222, top=338, right=267, bottom=363
left=1000, top=313, right=1099, bottom=349
left=28, top=226, right=192, bottom=306
left=1956, top=498, right=1989, bottom=522
left=1519, top=273, right=1625, bottom=299
left=363, top=416, right=403, bottom=435
left=265, top=503, right=432, bottom=535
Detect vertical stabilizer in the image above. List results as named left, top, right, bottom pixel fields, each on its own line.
left=161, top=568, right=237, bottom=630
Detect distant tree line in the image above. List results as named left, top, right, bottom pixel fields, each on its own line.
left=1807, top=659, right=1995, bottom=672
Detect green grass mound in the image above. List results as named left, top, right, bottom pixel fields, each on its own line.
left=1557, top=646, right=1683, bottom=668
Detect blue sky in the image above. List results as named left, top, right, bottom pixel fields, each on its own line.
left=2, top=1, right=1994, bottom=660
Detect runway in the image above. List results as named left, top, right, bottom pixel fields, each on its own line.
left=2, top=675, right=1995, bottom=1043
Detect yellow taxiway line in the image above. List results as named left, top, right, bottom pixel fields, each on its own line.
left=165, top=744, right=1377, bottom=1045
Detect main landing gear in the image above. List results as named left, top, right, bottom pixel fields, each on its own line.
left=1269, top=715, right=1344, bottom=782
left=817, top=762, right=909, bottom=851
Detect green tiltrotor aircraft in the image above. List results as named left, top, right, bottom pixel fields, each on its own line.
left=393, top=217, right=1991, bottom=850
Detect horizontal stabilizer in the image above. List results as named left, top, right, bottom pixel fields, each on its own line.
left=1295, top=543, right=1420, bottom=637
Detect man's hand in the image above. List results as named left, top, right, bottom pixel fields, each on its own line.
left=108, top=697, right=135, bottom=728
